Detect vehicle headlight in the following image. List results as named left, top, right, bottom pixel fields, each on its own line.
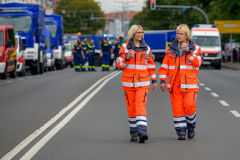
left=46, top=53, right=51, bottom=58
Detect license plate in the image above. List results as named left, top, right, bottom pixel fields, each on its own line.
left=202, top=61, right=211, bottom=65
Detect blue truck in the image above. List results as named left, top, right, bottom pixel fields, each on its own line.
left=144, top=30, right=176, bottom=62
left=44, top=26, right=55, bottom=71
left=0, top=3, right=46, bottom=74
left=45, top=14, right=65, bottom=70
left=64, top=34, right=116, bottom=66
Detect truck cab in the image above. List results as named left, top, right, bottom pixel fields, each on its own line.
left=0, top=3, right=46, bottom=74
left=0, top=25, right=17, bottom=79
left=44, top=26, right=55, bottom=71
left=45, top=14, right=65, bottom=70
left=191, top=24, right=222, bottom=69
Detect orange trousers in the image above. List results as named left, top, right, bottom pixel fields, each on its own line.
left=124, top=89, right=148, bottom=135
left=170, top=70, right=197, bottom=136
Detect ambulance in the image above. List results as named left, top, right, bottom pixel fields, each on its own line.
left=191, top=24, right=222, bottom=69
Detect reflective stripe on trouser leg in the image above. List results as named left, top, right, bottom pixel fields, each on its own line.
left=170, top=70, right=187, bottom=136
left=124, top=89, right=148, bottom=135
left=184, top=92, right=197, bottom=131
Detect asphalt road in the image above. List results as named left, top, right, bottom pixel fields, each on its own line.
left=0, top=63, right=240, bottom=160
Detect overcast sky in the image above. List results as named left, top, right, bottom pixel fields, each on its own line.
left=95, top=0, right=147, bottom=13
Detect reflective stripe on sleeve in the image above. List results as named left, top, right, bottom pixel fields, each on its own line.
left=197, top=56, right=202, bottom=67
left=150, top=74, right=156, bottom=79
left=120, top=60, right=127, bottom=67
left=159, top=75, right=167, bottom=79
left=180, top=65, right=199, bottom=70
left=122, top=82, right=133, bottom=87
left=146, top=46, right=150, bottom=54
left=135, top=81, right=150, bottom=87
left=161, top=63, right=168, bottom=68
left=116, top=57, right=123, bottom=63
left=181, top=84, right=199, bottom=88
left=188, top=53, right=196, bottom=60
left=169, top=66, right=175, bottom=69
left=167, top=84, right=170, bottom=88
left=194, top=45, right=199, bottom=54
left=122, top=43, right=128, bottom=53
left=147, top=64, right=155, bottom=68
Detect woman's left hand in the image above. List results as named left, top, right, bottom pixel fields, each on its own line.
left=152, top=83, right=157, bottom=91
left=182, top=44, right=189, bottom=52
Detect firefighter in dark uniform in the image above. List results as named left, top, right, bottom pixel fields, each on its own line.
left=114, top=39, right=121, bottom=70
left=87, top=39, right=96, bottom=71
left=100, top=38, right=113, bottom=71
left=81, top=37, right=88, bottom=71
left=73, top=40, right=85, bottom=71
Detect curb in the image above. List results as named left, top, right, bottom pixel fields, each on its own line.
left=222, top=65, right=240, bottom=70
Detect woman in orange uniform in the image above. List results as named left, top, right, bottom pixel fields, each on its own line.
left=159, top=24, right=203, bottom=140
left=116, top=25, right=157, bottom=143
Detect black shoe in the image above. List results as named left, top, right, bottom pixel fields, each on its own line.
left=188, top=131, right=195, bottom=139
left=130, top=135, right=138, bottom=142
left=138, top=133, right=148, bottom=143
left=178, top=135, right=185, bottom=140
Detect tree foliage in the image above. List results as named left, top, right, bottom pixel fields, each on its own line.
left=132, top=0, right=240, bottom=42
left=55, top=0, right=105, bottom=34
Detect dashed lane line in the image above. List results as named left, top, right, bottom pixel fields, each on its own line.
left=199, top=83, right=205, bottom=86
left=230, top=110, right=240, bottom=117
left=1, top=71, right=119, bottom=160
left=204, top=87, right=211, bottom=91
left=211, top=92, right=219, bottom=97
left=219, top=100, right=230, bottom=106
left=5, top=81, right=13, bottom=84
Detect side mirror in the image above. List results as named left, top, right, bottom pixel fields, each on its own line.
left=6, top=40, right=12, bottom=48
left=51, top=44, right=55, bottom=49
left=21, top=44, right=26, bottom=50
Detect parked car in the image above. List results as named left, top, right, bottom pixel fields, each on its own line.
left=0, top=25, right=17, bottom=79
left=15, top=35, right=26, bottom=76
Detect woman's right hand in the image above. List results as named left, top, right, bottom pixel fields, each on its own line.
left=127, top=50, right=134, bottom=59
left=160, top=83, right=166, bottom=92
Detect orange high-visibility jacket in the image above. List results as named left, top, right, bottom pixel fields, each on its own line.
left=159, top=39, right=203, bottom=92
left=116, top=40, right=157, bottom=90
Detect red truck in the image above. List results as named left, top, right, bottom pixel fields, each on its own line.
left=0, top=25, right=17, bottom=79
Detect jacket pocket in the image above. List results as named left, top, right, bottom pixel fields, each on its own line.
left=185, top=73, right=198, bottom=84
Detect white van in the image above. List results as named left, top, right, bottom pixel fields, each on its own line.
left=191, top=24, right=222, bottom=69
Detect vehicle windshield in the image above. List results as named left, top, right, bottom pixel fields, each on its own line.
left=0, top=31, right=3, bottom=46
left=45, top=24, right=57, bottom=37
left=45, top=36, right=50, bottom=49
left=64, top=44, right=71, bottom=51
left=192, top=36, right=220, bottom=47
left=0, top=15, right=31, bottom=32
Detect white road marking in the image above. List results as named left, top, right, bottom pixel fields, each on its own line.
left=1, top=71, right=119, bottom=160
left=211, top=92, right=219, bottom=97
left=5, top=81, right=13, bottom=84
left=18, top=79, right=24, bottom=81
left=219, top=100, right=229, bottom=106
left=204, top=87, right=211, bottom=91
left=199, top=83, right=205, bottom=86
left=230, top=110, right=240, bottom=117
left=20, top=71, right=122, bottom=160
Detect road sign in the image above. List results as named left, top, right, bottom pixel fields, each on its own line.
left=214, top=20, right=240, bottom=34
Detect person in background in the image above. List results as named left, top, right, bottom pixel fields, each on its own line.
left=81, top=37, right=88, bottom=71
left=116, top=25, right=157, bottom=143
left=114, top=39, right=121, bottom=70
left=233, top=47, right=237, bottom=62
left=226, top=47, right=230, bottom=63
left=100, top=38, right=113, bottom=71
left=222, top=48, right=226, bottom=62
left=87, top=39, right=96, bottom=71
left=73, top=40, right=85, bottom=71
left=119, top=36, right=124, bottom=46
left=159, top=24, right=203, bottom=140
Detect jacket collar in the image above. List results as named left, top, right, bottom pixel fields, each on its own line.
left=169, top=38, right=195, bottom=56
left=128, top=39, right=148, bottom=51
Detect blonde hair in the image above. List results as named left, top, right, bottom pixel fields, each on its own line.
left=176, top=24, right=191, bottom=41
left=128, top=25, right=144, bottom=39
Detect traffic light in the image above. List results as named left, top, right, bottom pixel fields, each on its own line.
left=150, top=0, right=156, bottom=10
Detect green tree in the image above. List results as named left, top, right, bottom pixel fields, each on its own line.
left=55, top=0, right=105, bottom=34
